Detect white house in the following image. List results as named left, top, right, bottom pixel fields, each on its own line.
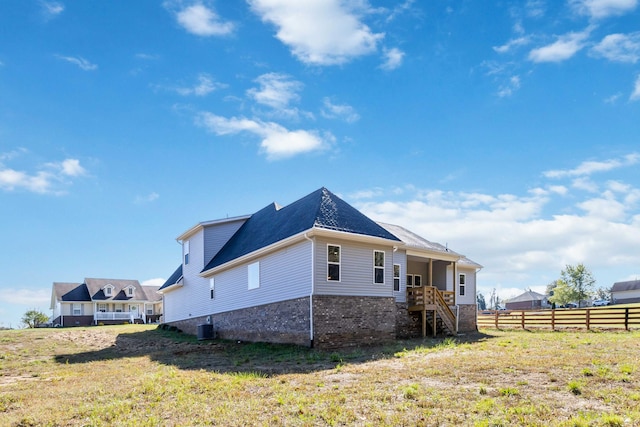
left=160, top=188, right=481, bottom=349
left=611, top=280, right=640, bottom=304
left=51, top=278, right=163, bottom=326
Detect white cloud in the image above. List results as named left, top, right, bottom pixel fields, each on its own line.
left=526, top=0, right=546, bottom=18
left=173, top=2, right=234, bottom=36
left=528, top=28, right=592, bottom=62
left=591, top=32, right=640, bottom=63
left=248, top=0, right=384, bottom=65
left=196, top=112, right=331, bottom=160
left=41, top=1, right=64, bottom=20
left=55, top=55, right=98, bottom=71
left=0, top=288, right=50, bottom=306
left=135, top=192, right=160, bottom=204
left=380, top=47, right=405, bottom=70
left=543, top=153, right=640, bottom=178
left=321, top=98, right=360, bottom=123
left=356, top=182, right=640, bottom=295
left=0, top=155, right=86, bottom=195
left=497, top=75, right=521, bottom=97
left=631, top=74, right=640, bottom=101
left=493, top=36, right=531, bottom=54
left=570, top=0, right=638, bottom=19
left=175, top=73, right=224, bottom=96
left=247, top=73, right=303, bottom=110
left=142, top=278, right=166, bottom=287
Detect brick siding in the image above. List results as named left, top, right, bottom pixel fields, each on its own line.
left=312, top=295, right=396, bottom=349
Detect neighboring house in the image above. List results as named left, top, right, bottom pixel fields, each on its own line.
left=51, top=278, right=163, bottom=327
left=505, top=290, right=550, bottom=310
left=611, top=280, right=640, bottom=304
left=159, top=188, right=482, bottom=349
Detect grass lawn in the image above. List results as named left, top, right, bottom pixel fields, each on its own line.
left=1, top=325, right=639, bottom=426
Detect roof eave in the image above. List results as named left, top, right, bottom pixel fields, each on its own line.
left=176, top=215, right=251, bottom=242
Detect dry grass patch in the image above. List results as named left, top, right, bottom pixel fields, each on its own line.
left=1, top=325, right=639, bottom=426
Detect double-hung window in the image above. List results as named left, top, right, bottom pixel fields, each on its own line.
left=327, top=245, right=340, bottom=281
left=374, top=250, right=385, bottom=284
left=210, top=278, right=215, bottom=299
left=72, top=304, right=82, bottom=316
left=459, top=273, right=466, bottom=296
left=393, top=264, right=401, bottom=291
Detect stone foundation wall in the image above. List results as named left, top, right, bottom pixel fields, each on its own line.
left=169, top=297, right=311, bottom=347
left=313, top=295, right=396, bottom=349
left=458, top=304, right=477, bottom=332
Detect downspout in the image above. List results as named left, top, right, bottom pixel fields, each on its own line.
left=304, top=233, right=314, bottom=347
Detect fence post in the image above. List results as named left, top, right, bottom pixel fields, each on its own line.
left=625, top=308, right=630, bottom=331
left=495, top=310, right=499, bottom=329
left=521, top=311, right=525, bottom=329
left=551, top=309, right=555, bottom=331
left=586, top=309, right=590, bottom=331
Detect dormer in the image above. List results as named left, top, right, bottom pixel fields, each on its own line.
left=104, top=284, right=115, bottom=297
left=125, top=286, right=135, bottom=298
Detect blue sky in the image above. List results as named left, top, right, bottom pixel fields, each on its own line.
left=1, top=0, right=639, bottom=327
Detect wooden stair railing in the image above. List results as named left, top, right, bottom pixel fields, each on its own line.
left=407, top=286, right=457, bottom=336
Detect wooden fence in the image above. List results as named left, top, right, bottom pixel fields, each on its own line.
left=477, top=304, right=640, bottom=331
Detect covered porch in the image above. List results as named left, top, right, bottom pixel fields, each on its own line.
left=405, top=252, right=461, bottom=337
left=93, top=302, right=162, bottom=325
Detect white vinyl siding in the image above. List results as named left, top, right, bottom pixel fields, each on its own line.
left=163, top=240, right=312, bottom=322
left=203, top=219, right=247, bottom=264
left=449, top=265, right=476, bottom=305
left=184, top=240, right=190, bottom=265
left=314, top=237, right=393, bottom=297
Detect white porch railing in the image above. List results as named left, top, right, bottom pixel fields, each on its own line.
left=95, top=312, right=142, bottom=322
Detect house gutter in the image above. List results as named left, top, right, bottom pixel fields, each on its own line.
left=304, top=233, right=314, bottom=347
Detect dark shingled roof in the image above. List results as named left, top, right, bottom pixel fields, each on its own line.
left=159, top=265, right=183, bottom=291
left=53, top=282, right=91, bottom=302
left=612, top=279, right=640, bottom=292
left=203, top=187, right=400, bottom=272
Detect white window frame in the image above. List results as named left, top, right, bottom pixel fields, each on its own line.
left=184, top=240, right=190, bottom=265
left=248, top=262, right=260, bottom=290
left=459, top=273, right=466, bottom=296
left=126, top=287, right=134, bottom=297
left=104, top=285, right=113, bottom=297
left=209, top=278, right=215, bottom=299
left=373, top=250, right=385, bottom=284
left=406, top=274, right=422, bottom=288
left=72, top=304, right=82, bottom=316
left=146, top=308, right=153, bottom=315
left=98, top=304, right=106, bottom=313
left=327, top=244, right=341, bottom=282
left=393, top=264, right=401, bottom=292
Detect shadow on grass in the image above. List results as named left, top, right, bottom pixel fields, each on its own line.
left=54, top=327, right=494, bottom=375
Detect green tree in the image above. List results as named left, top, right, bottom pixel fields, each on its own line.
left=476, top=292, right=487, bottom=310
left=561, top=263, right=596, bottom=307
left=594, top=287, right=611, bottom=301
left=548, top=279, right=576, bottom=307
left=21, top=309, right=49, bottom=328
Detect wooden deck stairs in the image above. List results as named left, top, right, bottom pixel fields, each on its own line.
left=407, top=286, right=457, bottom=337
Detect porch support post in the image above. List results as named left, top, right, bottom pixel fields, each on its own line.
left=451, top=261, right=457, bottom=306
left=422, top=308, right=427, bottom=338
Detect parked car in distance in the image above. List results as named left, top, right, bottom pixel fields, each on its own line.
left=592, top=299, right=610, bottom=307
left=559, top=303, right=578, bottom=308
